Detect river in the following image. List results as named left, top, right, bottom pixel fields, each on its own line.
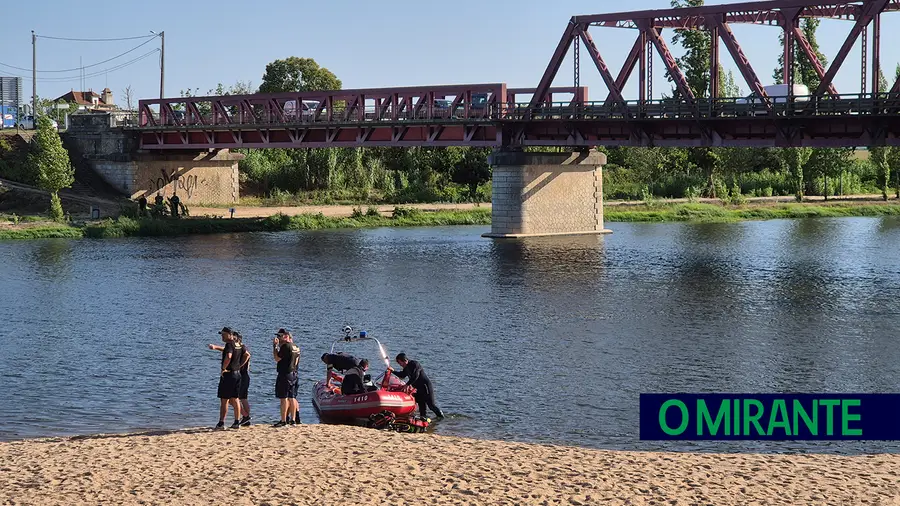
left=2, top=217, right=899, bottom=454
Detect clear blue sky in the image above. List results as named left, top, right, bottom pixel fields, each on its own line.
left=3, top=0, right=900, bottom=106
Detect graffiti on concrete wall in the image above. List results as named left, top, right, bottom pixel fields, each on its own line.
left=148, top=169, right=205, bottom=199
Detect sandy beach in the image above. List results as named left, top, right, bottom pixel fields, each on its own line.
left=1, top=425, right=898, bottom=505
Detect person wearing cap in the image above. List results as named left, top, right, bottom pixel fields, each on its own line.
left=272, top=329, right=301, bottom=427
left=391, top=353, right=444, bottom=420
left=211, top=332, right=252, bottom=426
left=211, top=327, right=244, bottom=429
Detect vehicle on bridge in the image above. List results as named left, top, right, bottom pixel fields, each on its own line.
left=284, top=99, right=323, bottom=121
left=735, top=84, right=810, bottom=116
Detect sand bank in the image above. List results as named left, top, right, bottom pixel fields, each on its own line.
left=1, top=425, right=898, bottom=505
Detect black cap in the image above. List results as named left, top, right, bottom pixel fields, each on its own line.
left=275, top=328, right=289, bottom=336
left=219, top=327, right=233, bottom=335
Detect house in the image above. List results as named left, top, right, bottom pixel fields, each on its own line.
left=53, top=88, right=116, bottom=111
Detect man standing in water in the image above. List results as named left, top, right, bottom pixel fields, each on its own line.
left=208, top=331, right=252, bottom=426
left=213, top=327, right=244, bottom=429
left=393, top=353, right=444, bottom=420
left=273, top=329, right=300, bottom=427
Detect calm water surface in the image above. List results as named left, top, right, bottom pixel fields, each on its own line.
left=2, top=217, right=900, bottom=454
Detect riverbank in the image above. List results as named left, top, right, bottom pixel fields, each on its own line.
left=1, top=425, right=897, bottom=505
left=0, top=207, right=491, bottom=240
left=605, top=201, right=900, bottom=223
left=6, top=199, right=900, bottom=240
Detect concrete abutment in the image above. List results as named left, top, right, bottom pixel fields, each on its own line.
left=484, top=150, right=611, bottom=238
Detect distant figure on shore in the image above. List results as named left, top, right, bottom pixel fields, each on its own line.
left=154, top=193, right=164, bottom=207
left=392, top=353, right=444, bottom=420
left=212, top=327, right=244, bottom=430
left=273, top=329, right=300, bottom=427
left=322, top=352, right=361, bottom=388
left=169, top=193, right=181, bottom=218
left=137, top=195, right=148, bottom=217
left=340, top=359, right=369, bottom=395
left=210, top=332, right=252, bottom=426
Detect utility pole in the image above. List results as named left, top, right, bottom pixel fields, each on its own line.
left=32, top=31, right=36, bottom=129
left=159, top=31, right=165, bottom=99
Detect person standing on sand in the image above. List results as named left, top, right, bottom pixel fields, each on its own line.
left=209, top=331, right=252, bottom=426
left=272, top=329, right=300, bottom=427
left=392, top=353, right=444, bottom=420
left=211, top=327, right=244, bottom=430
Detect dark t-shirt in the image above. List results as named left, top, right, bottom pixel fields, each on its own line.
left=221, top=342, right=244, bottom=373
left=277, top=344, right=299, bottom=375
left=240, top=344, right=250, bottom=374
left=325, top=353, right=360, bottom=371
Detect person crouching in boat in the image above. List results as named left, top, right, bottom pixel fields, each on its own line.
left=392, top=353, right=444, bottom=420
left=208, top=331, right=252, bottom=426
left=212, top=327, right=244, bottom=430
left=340, top=359, right=369, bottom=395
left=272, top=329, right=300, bottom=427
left=321, top=352, right=361, bottom=389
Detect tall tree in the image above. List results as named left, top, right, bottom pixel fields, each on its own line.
left=670, top=0, right=711, bottom=99
left=259, top=57, right=342, bottom=93
left=777, top=147, right=812, bottom=201
left=773, top=18, right=827, bottom=91
left=29, top=116, right=74, bottom=220
left=870, top=69, right=894, bottom=200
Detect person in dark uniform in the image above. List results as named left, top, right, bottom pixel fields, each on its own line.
left=137, top=195, right=148, bottom=217
left=340, top=359, right=369, bottom=395
left=209, top=331, right=252, bottom=426
left=392, top=353, right=444, bottom=419
left=273, top=329, right=300, bottom=427
left=321, top=352, right=361, bottom=388
left=154, top=192, right=164, bottom=207
left=213, top=327, right=244, bottom=429
left=169, top=193, right=181, bottom=218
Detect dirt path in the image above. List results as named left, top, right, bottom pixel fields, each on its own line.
left=190, top=202, right=490, bottom=218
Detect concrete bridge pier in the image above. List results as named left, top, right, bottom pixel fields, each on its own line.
left=483, top=149, right=612, bottom=238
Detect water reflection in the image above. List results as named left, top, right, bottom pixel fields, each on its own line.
left=28, top=239, right=74, bottom=280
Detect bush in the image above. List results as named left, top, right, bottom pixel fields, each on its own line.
left=366, top=206, right=381, bottom=217
left=48, top=193, right=64, bottom=221
left=392, top=206, right=422, bottom=219
left=350, top=206, right=364, bottom=219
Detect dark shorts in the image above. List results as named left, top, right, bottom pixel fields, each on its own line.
left=217, top=371, right=241, bottom=399
left=275, top=372, right=298, bottom=399
left=239, top=372, right=250, bottom=400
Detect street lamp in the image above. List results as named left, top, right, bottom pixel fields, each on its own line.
left=150, top=30, right=164, bottom=99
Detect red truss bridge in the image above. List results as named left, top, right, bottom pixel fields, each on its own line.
left=136, top=0, right=900, bottom=150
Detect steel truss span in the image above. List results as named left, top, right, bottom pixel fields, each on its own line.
left=135, top=1, right=900, bottom=149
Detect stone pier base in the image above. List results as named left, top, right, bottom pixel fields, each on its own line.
left=483, top=150, right=612, bottom=238
left=90, top=150, right=243, bottom=205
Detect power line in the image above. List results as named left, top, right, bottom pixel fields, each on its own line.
left=0, top=36, right=157, bottom=73
left=36, top=34, right=156, bottom=42
left=1, top=49, right=159, bottom=83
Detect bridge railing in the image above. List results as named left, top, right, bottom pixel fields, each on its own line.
left=497, top=93, right=900, bottom=121
left=134, top=91, right=900, bottom=129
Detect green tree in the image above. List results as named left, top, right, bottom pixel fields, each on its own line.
left=670, top=0, right=710, bottom=98
left=259, top=57, right=342, bottom=93
left=807, top=148, right=852, bottom=200
left=29, top=116, right=74, bottom=220
left=452, top=148, right=491, bottom=200
left=777, top=147, right=812, bottom=201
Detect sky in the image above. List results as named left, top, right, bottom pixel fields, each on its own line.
left=3, top=0, right=900, bottom=107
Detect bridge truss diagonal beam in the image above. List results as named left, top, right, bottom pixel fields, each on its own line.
left=814, top=0, right=891, bottom=96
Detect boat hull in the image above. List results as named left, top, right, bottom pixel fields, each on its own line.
left=312, top=381, right=417, bottom=420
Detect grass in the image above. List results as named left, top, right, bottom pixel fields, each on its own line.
left=0, top=208, right=492, bottom=241
left=605, top=202, right=900, bottom=223
left=5, top=201, right=900, bottom=241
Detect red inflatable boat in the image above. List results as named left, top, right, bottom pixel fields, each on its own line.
left=312, top=328, right=418, bottom=421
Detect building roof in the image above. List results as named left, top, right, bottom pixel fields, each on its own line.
left=54, top=90, right=108, bottom=106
